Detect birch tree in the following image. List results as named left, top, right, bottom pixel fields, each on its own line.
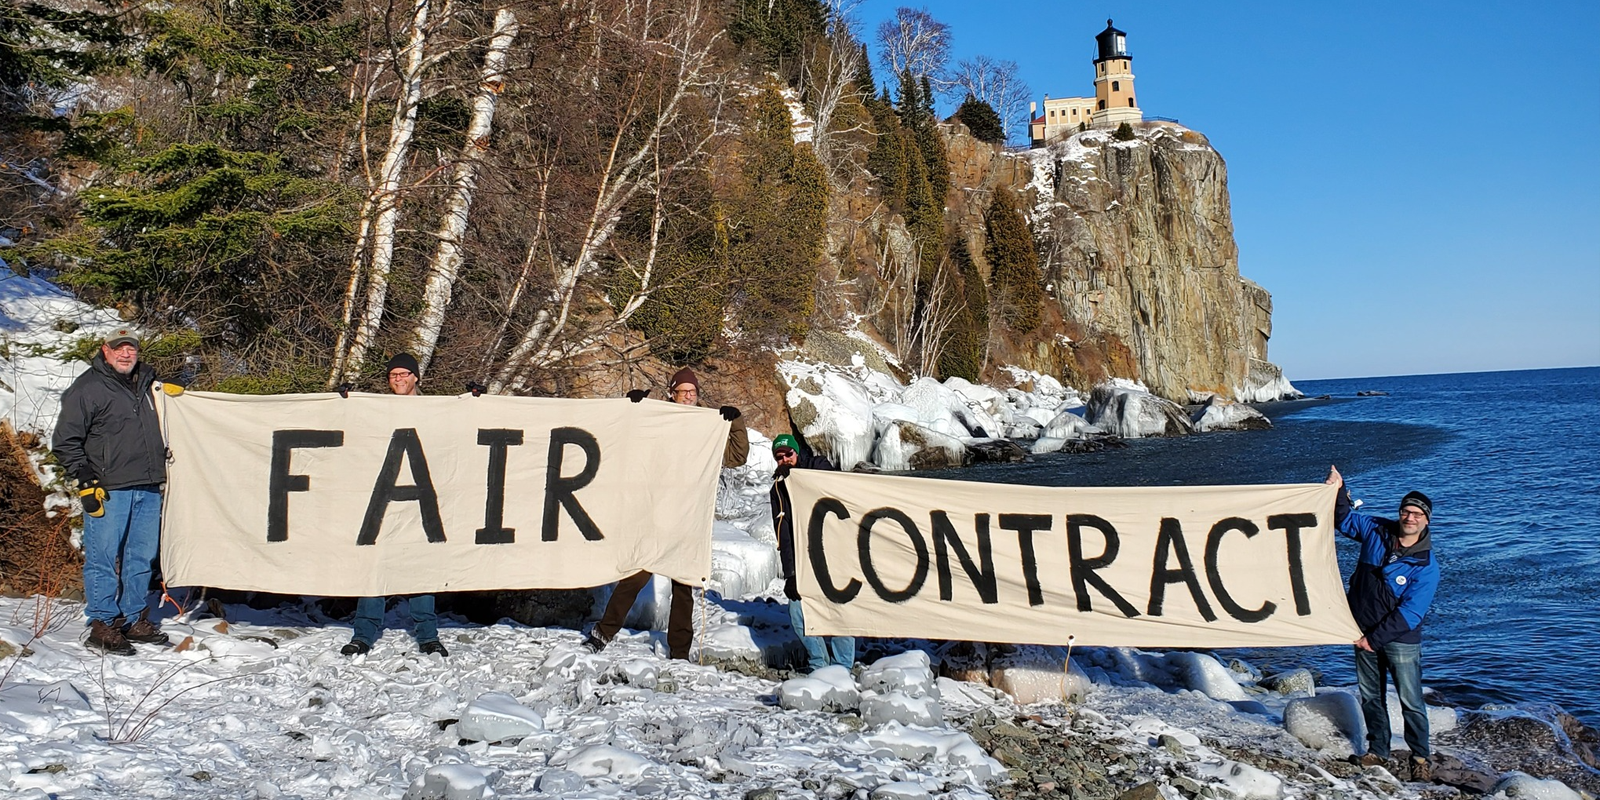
left=410, top=7, right=519, bottom=373
left=486, top=0, right=724, bottom=394
left=330, top=0, right=452, bottom=386
left=950, top=55, right=1031, bottom=145
left=875, top=6, right=950, bottom=88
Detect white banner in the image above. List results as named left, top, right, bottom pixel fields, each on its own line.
left=788, top=470, right=1360, bottom=648
left=160, top=392, right=729, bottom=596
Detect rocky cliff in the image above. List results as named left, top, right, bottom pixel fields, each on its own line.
left=936, top=122, right=1294, bottom=403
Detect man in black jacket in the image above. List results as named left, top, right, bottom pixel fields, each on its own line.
left=769, top=434, right=854, bottom=673
left=52, top=330, right=176, bottom=655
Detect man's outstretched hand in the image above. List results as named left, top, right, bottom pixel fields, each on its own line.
left=626, top=389, right=649, bottom=403
left=1326, top=465, right=1343, bottom=486
left=719, top=405, right=741, bottom=421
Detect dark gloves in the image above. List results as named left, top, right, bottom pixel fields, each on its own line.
left=719, top=405, right=741, bottom=421
left=335, top=383, right=354, bottom=398
left=466, top=381, right=487, bottom=397
left=784, top=574, right=800, bottom=602
left=78, top=481, right=106, bottom=517
left=626, top=389, right=650, bottom=403
left=774, top=463, right=792, bottom=479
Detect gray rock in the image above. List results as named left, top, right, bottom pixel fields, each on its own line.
left=1260, top=668, right=1315, bottom=697
left=535, top=769, right=586, bottom=793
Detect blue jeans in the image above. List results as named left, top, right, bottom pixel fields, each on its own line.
left=352, top=595, right=437, bottom=645
left=1355, top=640, right=1429, bottom=758
left=788, top=601, right=855, bottom=673
left=82, top=486, right=163, bottom=625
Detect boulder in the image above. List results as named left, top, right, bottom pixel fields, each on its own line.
left=456, top=692, right=544, bottom=744
left=1086, top=382, right=1193, bottom=438
left=1283, top=691, right=1363, bottom=757
left=1191, top=395, right=1271, bottom=432
left=871, top=419, right=968, bottom=471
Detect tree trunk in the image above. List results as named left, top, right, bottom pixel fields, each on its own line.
left=332, top=0, right=435, bottom=384
left=411, top=7, right=520, bottom=374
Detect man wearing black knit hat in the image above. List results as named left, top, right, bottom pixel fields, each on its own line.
left=339, top=353, right=447, bottom=658
left=1327, top=466, right=1441, bottom=782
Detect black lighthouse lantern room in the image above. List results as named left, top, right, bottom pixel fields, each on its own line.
left=1095, top=19, right=1129, bottom=63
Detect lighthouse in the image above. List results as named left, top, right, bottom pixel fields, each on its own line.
left=1091, top=19, right=1143, bottom=127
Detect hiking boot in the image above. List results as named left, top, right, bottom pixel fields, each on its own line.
left=1410, top=757, right=1432, bottom=782
left=418, top=640, right=448, bottom=657
left=123, top=618, right=170, bottom=645
left=581, top=632, right=609, bottom=653
left=86, top=620, right=136, bottom=656
left=1356, top=752, right=1386, bottom=768
left=340, top=639, right=371, bottom=656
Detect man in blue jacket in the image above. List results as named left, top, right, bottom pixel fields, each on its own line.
left=1327, top=465, right=1439, bottom=782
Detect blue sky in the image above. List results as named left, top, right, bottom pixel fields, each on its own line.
left=850, top=1, right=1600, bottom=380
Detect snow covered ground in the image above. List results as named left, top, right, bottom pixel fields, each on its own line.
left=2, top=591, right=1585, bottom=800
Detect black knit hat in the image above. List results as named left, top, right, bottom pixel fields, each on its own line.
left=1399, top=490, right=1432, bottom=520
left=386, top=352, right=421, bottom=377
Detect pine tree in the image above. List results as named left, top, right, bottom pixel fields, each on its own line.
left=984, top=188, right=1044, bottom=331
left=955, top=95, right=1004, bottom=145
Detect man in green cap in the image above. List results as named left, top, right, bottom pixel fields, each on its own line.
left=769, top=434, right=853, bottom=673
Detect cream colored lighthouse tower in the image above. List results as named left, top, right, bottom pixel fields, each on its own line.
left=1091, top=19, right=1143, bottom=127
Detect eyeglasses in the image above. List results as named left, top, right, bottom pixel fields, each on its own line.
left=1397, top=509, right=1427, bottom=520
left=671, top=388, right=698, bottom=397
left=774, top=448, right=796, bottom=459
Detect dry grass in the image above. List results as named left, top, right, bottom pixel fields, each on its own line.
left=0, top=422, right=83, bottom=599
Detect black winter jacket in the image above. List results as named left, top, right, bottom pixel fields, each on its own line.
left=52, top=353, right=168, bottom=490
left=770, top=452, right=837, bottom=585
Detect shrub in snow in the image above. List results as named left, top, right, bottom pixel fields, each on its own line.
left=402, top=764, right=494, bottom=800
left=1086, top=382, right=1193, bottom=438
left=456, top=692, right=544, bottom=743
left=1192, top=759, right=1283, bottom=800
left=1488, top=772, right=1583, bottom=800
left=1283, top=691, right=1363, bottom=757
left=1191, top=396, right=1271, bottom=432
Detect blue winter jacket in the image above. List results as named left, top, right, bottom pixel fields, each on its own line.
left=1335, top=486, right=1440, bottom=648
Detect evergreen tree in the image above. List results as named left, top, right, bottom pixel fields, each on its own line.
left=728, top=87, right=827, bottom=339
left=34, top=0, right=359, bottom=354
left=984, top=188, right=1044, bottom=331
left=1114, top=121, right=1136, bottom=141
left=911, top=116, right=950, bottom=207
left=854, top=43, right=875, bottom=95
left=955, top=95, right=1004, bottom=144
left=936, top=241, right=985, bottom=381
left=920, top=74, right=936, bottom=118
left=727, top=0, right=828, bottom=77
left=866, top=101, right=908, bottom=211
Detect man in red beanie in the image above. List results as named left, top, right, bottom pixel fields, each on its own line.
left=584, top=367, right=748, bottom=659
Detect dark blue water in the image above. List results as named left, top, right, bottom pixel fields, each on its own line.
left=930, top=367, right=1600, bottom=726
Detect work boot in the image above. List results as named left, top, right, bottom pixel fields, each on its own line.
left=581, top=632, right=609, bottom=653
left=86, top=620, right=136, bottom=656
left=418, top=640, right=448, bottom=657
left=340, top=639, right=371, bottom=656
left=123, top=618, right=171, bottom=645
left=1356, top=752, right=1386, bottom=768
left=1410, top=757, right=1432, bottom=782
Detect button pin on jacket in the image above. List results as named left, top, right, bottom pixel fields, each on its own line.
left=1396, top=575, right=1408, bottom=585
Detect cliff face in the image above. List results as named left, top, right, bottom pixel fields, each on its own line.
left=940, top=123, right=1289, bottom=402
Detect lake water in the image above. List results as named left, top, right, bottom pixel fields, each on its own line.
left=929, top=366, right=1600, bottom=726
